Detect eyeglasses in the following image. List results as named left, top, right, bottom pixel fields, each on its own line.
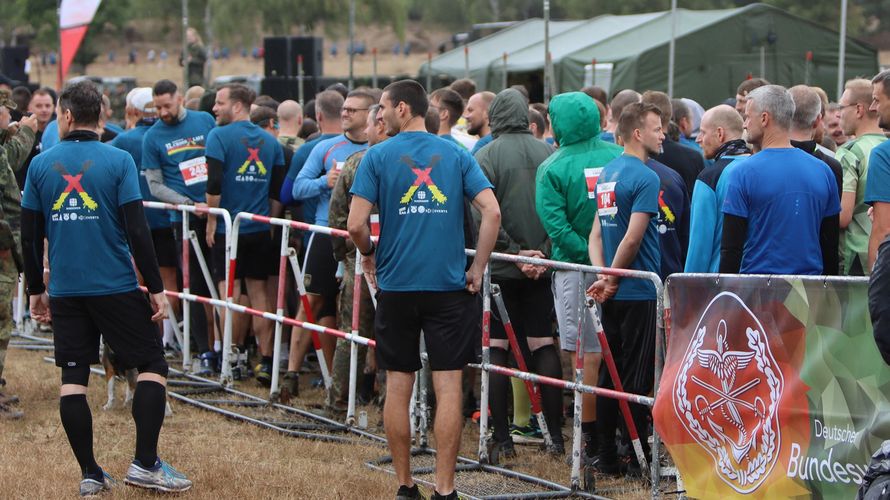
left=838, top=103, right=859, bottom=110
left=342, top=107, right=369, bottom=115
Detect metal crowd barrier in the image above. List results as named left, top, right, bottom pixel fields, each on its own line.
left=17, top=203, right=665, bottom=497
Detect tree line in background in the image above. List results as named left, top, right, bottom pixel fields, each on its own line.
left=0, top=0, right=887, bottom=68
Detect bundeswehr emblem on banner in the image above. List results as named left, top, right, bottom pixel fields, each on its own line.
left=673, top=291, right=784, bottom=493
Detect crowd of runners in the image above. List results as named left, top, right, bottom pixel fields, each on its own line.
left=1, top=64, right=890, bottom=498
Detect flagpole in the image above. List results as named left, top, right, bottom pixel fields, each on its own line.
left=57, top=0, right=63, bottom=90
left=182, top=0, right=189, bottom=90
left=838, top=0, right=848, bottom=100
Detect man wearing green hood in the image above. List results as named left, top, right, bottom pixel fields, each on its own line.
left=474, top=88, right=561, bottom=460
left=535, top=91, right=622, bottom=463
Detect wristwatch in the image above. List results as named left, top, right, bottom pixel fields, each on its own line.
left=360, top=241, right=376, bottom=256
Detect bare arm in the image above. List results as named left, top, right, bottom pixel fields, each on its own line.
left=611, top=212, right=652, bottom=274
left=347, top=196, right=376, bottom=288
left=467, top=188, right=501, bottom=293
left=840, top=191, right=855, bottom=229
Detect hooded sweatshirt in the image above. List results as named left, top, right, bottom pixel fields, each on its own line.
left=535, top=92, right=622, bottom=264
left=474, top=88, right=554, bottom=280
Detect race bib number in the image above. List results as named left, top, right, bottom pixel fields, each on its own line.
left=179, top=156, right=208, bottom=186
left=597, top=182, right=617, bottom=216
left=584, top=168, right=603, bottom=199
left=370, top=214, right=380, bottom=237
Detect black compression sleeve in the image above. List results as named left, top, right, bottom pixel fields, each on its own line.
left=21, top=207, right=46, bottom=295
left=820, top=214, right=840, bottom=275
left=719, top=214, right=747, bottom=274
left=119, top=200, right=164, bottom=294
left=206, top=156, right=224, bottom=196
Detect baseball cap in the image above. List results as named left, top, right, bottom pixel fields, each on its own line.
left=0, top=89, right=16, bottom=110
left=130, top=87, right=155, bottom=113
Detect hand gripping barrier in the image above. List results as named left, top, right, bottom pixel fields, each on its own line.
left=468, top=249, right=665, bottom=496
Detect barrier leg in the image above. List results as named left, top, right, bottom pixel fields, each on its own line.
left=570, top=274, right=586, bottom=491
left=587, top=298, right=649, bottom=474
left=346, top=247, right=364, bottom=426
left=220, top=229, right=236, bottom=387
left=181, top=213, right=191, bottom=371
left=286, top=249, right=332, bottom=390
left=270, top=226, right=290, bottom=400
left=14, top=274, right=24, bottom=330
left=477, top=266, right=492, bottom=463
left=490, top=285, right=553, bottom=448
left=188, top=230, right=224, bottom=350
left=416, top=335, right=430, bottom=448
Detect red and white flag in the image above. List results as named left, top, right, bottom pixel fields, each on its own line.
left=59, top=0, right=102, bottom=86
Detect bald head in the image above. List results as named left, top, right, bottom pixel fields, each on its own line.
left=277, top=100, right=303, bottom=136
left=697, top=104, right=744, bottom=159
left=464, top=91, right=496, bottom=137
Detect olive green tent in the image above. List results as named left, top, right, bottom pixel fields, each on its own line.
left=420, top=3, right=878, bottom=106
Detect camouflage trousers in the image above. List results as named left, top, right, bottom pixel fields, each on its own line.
left=0, top=252, right=18, bottom=380
left=328, top=256, right=376, bottom=407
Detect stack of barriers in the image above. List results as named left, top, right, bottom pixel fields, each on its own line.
left=130, top=202, right=671, bottom=497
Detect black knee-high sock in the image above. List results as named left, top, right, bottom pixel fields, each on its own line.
left=60, top=394, right=101, bottom=477
left=131, top=381, right=167, bottom=467
left=530, top=345, right=563, bottom=444
left=488, top=347, right=511, bottom=443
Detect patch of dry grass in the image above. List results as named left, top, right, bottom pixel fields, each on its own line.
left=0, top=346, right=654, bottom=499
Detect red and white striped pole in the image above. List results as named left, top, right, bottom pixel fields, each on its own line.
left=181, top=209, right=192, bottom=370
left=269, top=224, right=291, bottom=400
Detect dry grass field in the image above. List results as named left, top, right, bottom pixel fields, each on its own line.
left=0, top=345, right=652, bottom=499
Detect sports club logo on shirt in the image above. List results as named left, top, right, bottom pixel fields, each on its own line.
left=50, top=161, right=99, bottom=220
left=165, top=135, right=206, bottom=156
left=673, top=292, right=783, bottom=494
left=236, top=138, right=268, bottom=180
left=399, top=155, right=448, bottom=206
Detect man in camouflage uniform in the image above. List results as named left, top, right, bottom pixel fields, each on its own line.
left=0, top=89, right=38, bottom=418
left=324, top=104, right=387, bottom=412
left=277, top=100, right=305, bottom=152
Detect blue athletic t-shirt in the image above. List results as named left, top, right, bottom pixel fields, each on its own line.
left=279, top=133, right=338, bottom=215
left=205, top=121, right=284, bottom=234
left=41, top=120, right=60, bottom=150
left=866, top=141, right=890, bottom=205
left=110, top=124, right=170, bottom=230
left=600, top=131, right=615, bottom=144
left=723, top=147, right=840, bottom=275
left=22, top=136, right=142, bottom=297
left=471, top=134, right=493, bottom=155
left=596, top=154, right=661, bottom=300
left=439, top=134, right=467, bottom=149
left=350, top=131, right=493, bottom=292
left=141, top=110, right=216, bottom=220
left=293, top=134, right=367, bottom=226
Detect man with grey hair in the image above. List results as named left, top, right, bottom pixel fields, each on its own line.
left=836, top=78, right=887, bottom=275
left=600, top=89, right=640, bottom=143
left=788, top=85, right=843, bottom=274
left=685, top=105, right=751, bottom=273
left=721, top=84, right=840, bottom=275
left=866, top=69, right=890, bottom=271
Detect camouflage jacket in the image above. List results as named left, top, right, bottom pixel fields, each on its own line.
left=278, top=135, right=304, bottom=152
left=329, top=149, right=378, bottom=265
left=0, top=126, right=36, bottom=267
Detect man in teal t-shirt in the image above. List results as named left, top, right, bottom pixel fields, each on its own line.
left=588, top=102, right=662, bottom=475
left=205, top=83, right=285, bottom=385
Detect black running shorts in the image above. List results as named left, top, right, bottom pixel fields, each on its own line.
left=374, top=290, right=480, bottom=372
left=52, top=289, right=165, bottom=371
left=151, top=227, right=179, bottom=268
left=212, top=230, right=276, bottom=283
left=302, top=232, right=339, bottom=318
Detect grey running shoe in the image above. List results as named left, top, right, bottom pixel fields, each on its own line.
left=0, top=391, right=20, bottom=405
left=124, top=459, right=192, bottom=492
left=80, top=471, right=115, bottom=497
